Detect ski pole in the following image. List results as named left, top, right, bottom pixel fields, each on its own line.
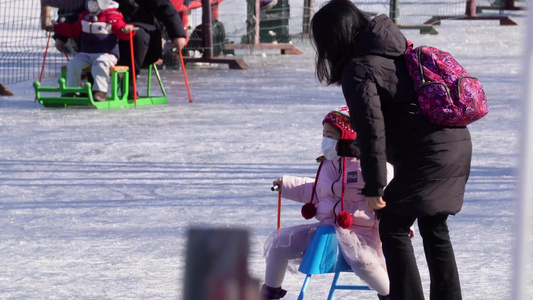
left=277, top=190, right=281, bottom=230
left=272, top=184, right=281, bottom=230
left=178, top=51, right=193, bottom=103
left=129, top=29, right=137, bottom=105
left=37, top=30, right=52, bottom=102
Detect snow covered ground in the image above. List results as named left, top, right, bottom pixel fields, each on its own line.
left=0, top=9, right=531, bottom=300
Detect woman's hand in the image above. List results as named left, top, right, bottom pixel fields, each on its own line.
left=172, top=37, right=187, bottom=52
left=122, top=25, right=135, bottom=33
left=365, top=196, right=386, bottom=212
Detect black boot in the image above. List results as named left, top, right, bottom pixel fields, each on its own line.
left=377, top=294, right=390, bottom=300
left=261, top=284, right=287, bottom=300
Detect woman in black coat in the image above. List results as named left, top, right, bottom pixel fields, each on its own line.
left=311, top=1, right=472, bottom=299
left=116, top=0, right=187, bottom=79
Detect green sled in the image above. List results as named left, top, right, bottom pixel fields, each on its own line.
left=34, top=64, right=167, bottom=108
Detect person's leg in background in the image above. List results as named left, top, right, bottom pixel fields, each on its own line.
left=379, top=214, right=424, bottom=300
left=118, top=26, right=150, bottom=81
left=118, top=27, right=150, bottom=98
left=418, top=215, right=462, bottom=300
left=142, top=28, right=163, bottom=68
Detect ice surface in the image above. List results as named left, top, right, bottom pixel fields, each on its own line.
left=0, top=7, right=531, bottom=300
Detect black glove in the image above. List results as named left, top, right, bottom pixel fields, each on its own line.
left=337, top=139, right=361, bottom=158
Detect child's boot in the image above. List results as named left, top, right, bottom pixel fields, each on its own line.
left=260, top=284, right=287, bottom=300
left=93, top=91, right=107, bottom=102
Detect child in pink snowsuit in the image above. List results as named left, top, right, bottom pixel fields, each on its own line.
left=262, top=106, right=392, bottom=300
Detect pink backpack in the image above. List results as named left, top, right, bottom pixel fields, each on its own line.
left=404, top=41, right=489, bottom=127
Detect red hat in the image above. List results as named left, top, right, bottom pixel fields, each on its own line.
left=322, top=105, right=356, bottom=141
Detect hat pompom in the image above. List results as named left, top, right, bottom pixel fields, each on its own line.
left=337, top=211, right=353, bottom=229
left=301, top=203, right=316, bottom=220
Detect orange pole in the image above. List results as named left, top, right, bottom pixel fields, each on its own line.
left=129, top=30, right=137, bottom=105
left=39, top=31, right=52, bottom=83
left=37, top=30, right=52, bottom=102
left=179, top=51, right=193, bottom=103
left=277, top=190, right=281, bottom=230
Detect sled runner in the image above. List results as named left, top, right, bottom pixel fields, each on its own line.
left=33, top=63, right=167, bottom=108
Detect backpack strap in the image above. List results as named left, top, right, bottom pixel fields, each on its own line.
left=404, top=40, right=421, bottom=115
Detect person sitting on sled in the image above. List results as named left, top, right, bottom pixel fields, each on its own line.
left=262, top=105, right=394, bottom=300
left=52, top=0, right=135, bottom=102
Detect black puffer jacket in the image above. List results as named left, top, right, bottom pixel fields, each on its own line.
left=341, top=14, right=472, bottom=216
left=116, top=0, right=186, bottom=40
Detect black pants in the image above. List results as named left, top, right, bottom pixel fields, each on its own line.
left=117, top=24, right=162, bottom=81
left=379, top=214, right=462, bottom=300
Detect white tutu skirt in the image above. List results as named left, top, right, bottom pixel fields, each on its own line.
left=263, top=221, right=385, bottom=274
left=335, top=225, right=386, bottom=272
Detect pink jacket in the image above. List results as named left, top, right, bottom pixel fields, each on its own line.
left=281, top=157, right=378, bottom=229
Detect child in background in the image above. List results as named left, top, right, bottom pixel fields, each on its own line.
left=262, top=106, right=392, bottom=300
left=53, top=0, right=135, bottom=102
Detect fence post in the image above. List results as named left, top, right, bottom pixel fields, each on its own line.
left=255, top=0, right=260, bottom=45
left=466, top=0, right=477, bottom=17
left=513, top=3, right=533, bottom=298
left=201, top=0, right=214, bottom=59
left=302, top=0, right=314, bottom=35
left=389, top=0, right=399, bottom=24
left=40, top=5, right=51, bottom=30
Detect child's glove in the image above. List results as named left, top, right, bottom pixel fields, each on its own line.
left=45, top=20, right=58, bottom=32
left=337, top=140, right=361, bottom=158
left=271, top=178, right=282, bottom=191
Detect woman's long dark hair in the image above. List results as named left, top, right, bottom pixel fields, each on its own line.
left=311, top=0, right=372, bottom=85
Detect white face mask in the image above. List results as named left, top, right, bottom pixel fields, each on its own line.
left=321, top=137, right=340, bottom=161
left=87, top=0, right=100, bottom=13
